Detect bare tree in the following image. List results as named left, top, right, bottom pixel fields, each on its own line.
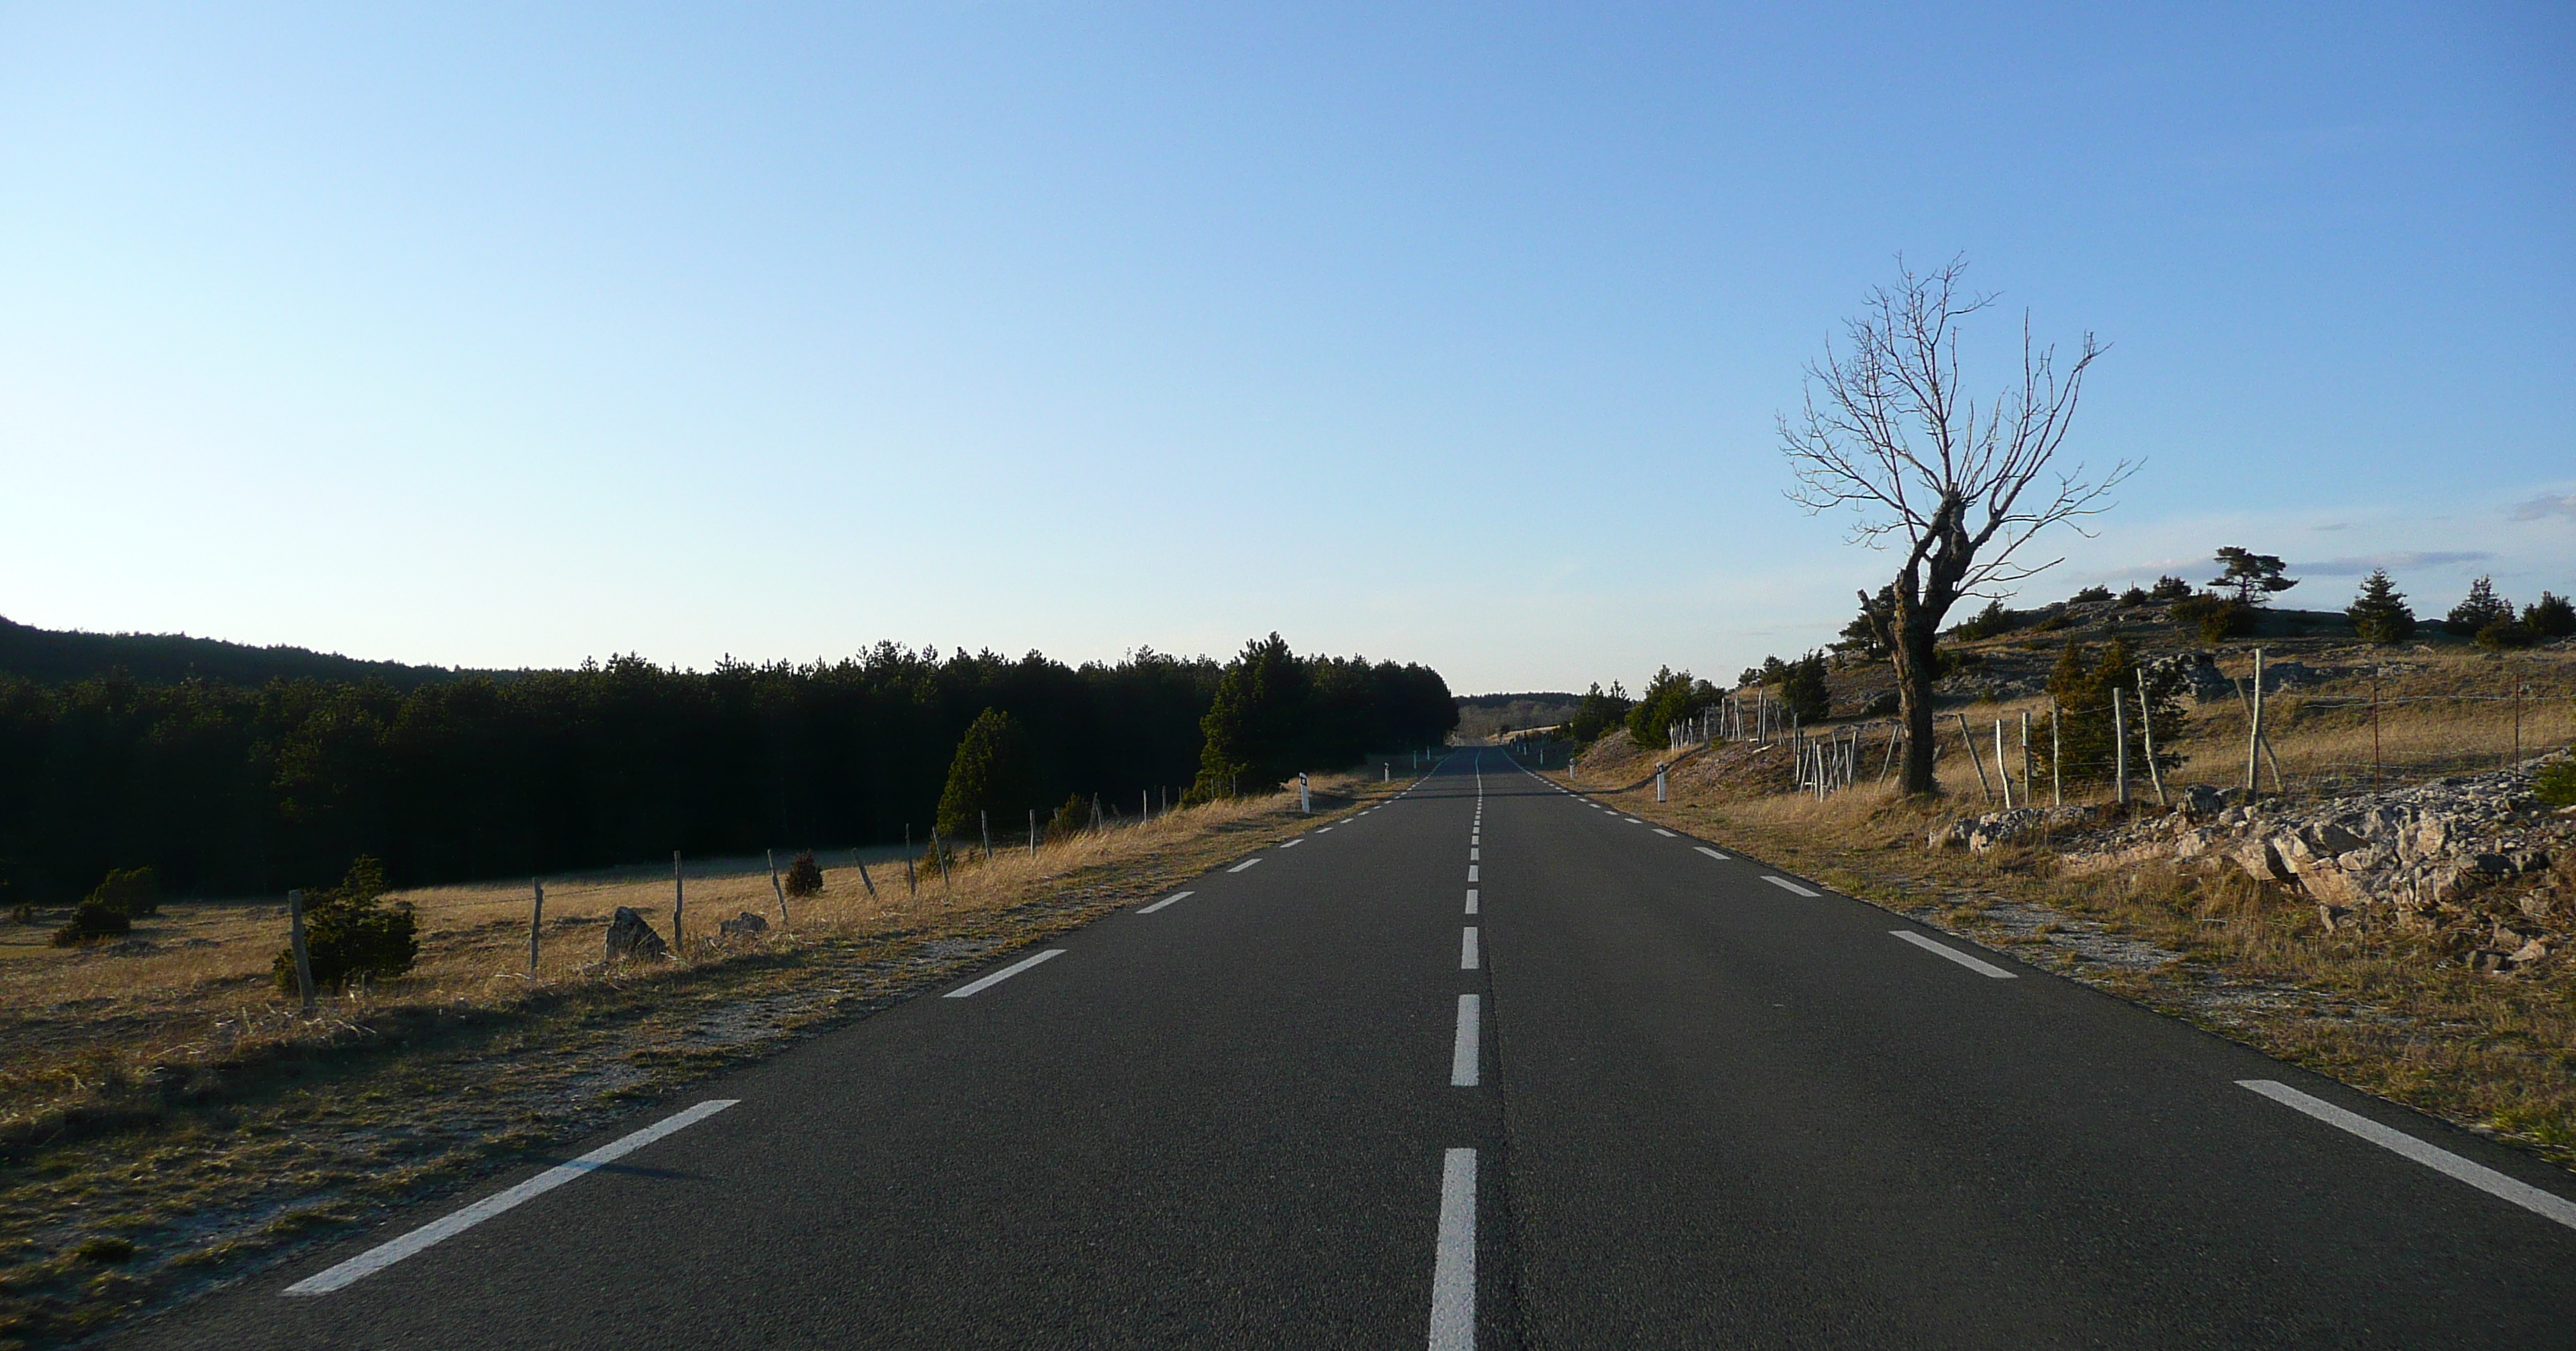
left=1781, top=256, right=2128, bottom=795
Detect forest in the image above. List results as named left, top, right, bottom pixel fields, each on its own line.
left=0, top=640, right=1455, bottom=904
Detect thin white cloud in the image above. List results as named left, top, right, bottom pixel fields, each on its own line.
left=2290, top=550, right=2493, bottom=576
left=2509, top=492, right=2576, bottom=522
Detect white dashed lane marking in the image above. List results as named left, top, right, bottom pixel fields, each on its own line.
left=1136, top=891, right=1193, bottom=914
left=1889, top=930, right=2016, bottom=979
left=1762, top=876, right=1820, bottom=897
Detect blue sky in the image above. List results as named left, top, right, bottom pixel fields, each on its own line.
left=3, top=2, right=2569, bottom=694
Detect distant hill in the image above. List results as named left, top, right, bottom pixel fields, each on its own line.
left=0, top=615, right=480, bottom=690
left=1454, top=690, right=1581, bottom=742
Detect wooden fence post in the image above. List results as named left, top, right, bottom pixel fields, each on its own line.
left=1954, top=712, right=1995, bottom=803
left=288, top=888, right=316, bottom=1014
left=529, top=878, right=544, bottom=976
left=904, top=825, right=917, bottom=895
left=2135, top=678, right=2169, bottom=807
left=1995, top=719, right=2012, bottom=809
left=671, top=851, right=684, bottom=949
left=767, top=848, right=790, bottom=923
left=852, top=849, right=877, bottom=898
left=2051, top=702, right=2063, bottom=807
left=2247, top=648, right=2264, bottom=796
left=2114, top=699, right=2129, bottom=806
left=1028, top=808, right=1039, bottom=857
left=2019, top=711, right=2032, bottom=804
left=981, top=811, right=992, bottom=862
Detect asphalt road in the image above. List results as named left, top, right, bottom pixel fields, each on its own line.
left=115, top=753, right=2576, bottom=1348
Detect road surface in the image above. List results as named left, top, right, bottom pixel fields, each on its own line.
left=115, top=752, right=2576, bottom=1348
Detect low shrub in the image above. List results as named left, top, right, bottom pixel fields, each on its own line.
left=2536, top=762, right=2576, bottom=809
left=2169, top=593, right=2249, bottom=642
left=783, top=851, right=824, bottom=898
left=273, top=856, right=418, bottom=994
left=72, top=1237, right=135, bottom=1265
left=2477, top=620, right=2537, bottom=651
left=2118, top=585, right=2149, bottom=606
left=2149, top=575, right=2193, bottom=601
left=88, top=866, right=159, bottom=917
left=1045, top=792, right=1093, bottom=842
left=50, top=900, right=132, bottom=947
left=2071, top=585, right=2112, bottom=604
left=2525, top=592, right=2575, bottom=640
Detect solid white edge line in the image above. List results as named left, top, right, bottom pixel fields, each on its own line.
left=2238, top=1080, right=2576, bottom=1231
left=1450, top=994, right=1480, bottom=1086
left=1762, top=876, right=1821, bottom=897
left=1137, top=891, right=1194, bottom=914
left=1229, top=857, right=1264, bottom=872
left=1694, top=846, right=1729, bottom=861
left=1460, top=927, right=1480, bottom=970
left=1889, top=929, right=2017, bottom=979
left=282, top=1098, right=740, bottom=1295
left=943, top=948, right=1067, bottom=997
left=1428, top=1148, right=1477, bottom=1351
left=1464, top=888, right=1478, bottom=915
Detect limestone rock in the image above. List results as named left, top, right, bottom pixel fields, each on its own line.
left=605, top=906, right=670, bottom=962
left=719, top=911, right=770, bottom=936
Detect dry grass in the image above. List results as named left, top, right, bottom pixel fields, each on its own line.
left=0, top=775, right=1391, bottom=1349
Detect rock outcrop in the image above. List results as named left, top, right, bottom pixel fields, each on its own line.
left=604, top=906, right=671, bottom=962
left=1934, top=753, right=2576, bottom=973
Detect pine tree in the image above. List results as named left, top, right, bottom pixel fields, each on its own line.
left=1780, top=653, right=1832, bottom=724
left=2447, top=576, right=2516, bottom=634
left=936, top=708, right=1027, bottom=838
left=2345, top=568, right=2417, bottom=644
left=2209, top=548, right=2298, bottom=605
left=1187, top=633, right=1310, bottom=802
left=273, top=855, right=417, bottom=993
left=2527, top=592, right=2576, bottom=640
left=2039, top=637, right=2183, bottom=787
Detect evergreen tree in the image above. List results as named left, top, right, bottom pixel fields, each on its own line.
left=2209, top=548, right=2297, bottom=605
left=1779, top=653, right=1832, bottom=724
left=1626, top=667, right=1709, bottom=747
left=1186, top=634, right=1310, bottom=802
left=273, top=855, right=417, bottom=993
left=2039, top=637, right=2183, bottom=787
left=2345, top=568, right=2417, bottom=644
left=2526, top=592, right=2576, bottom=640
left=935, top=708, right=1027, bottom=838
left=1569, top=682, right=1632, bottom=744
left=2446, top=576, right=2529, bottom=648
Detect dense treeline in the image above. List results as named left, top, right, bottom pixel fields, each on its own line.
left=0, top=639, right=1456, bottom=904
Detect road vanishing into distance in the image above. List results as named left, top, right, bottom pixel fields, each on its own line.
left=119, top=754, right=2576, bottom=1349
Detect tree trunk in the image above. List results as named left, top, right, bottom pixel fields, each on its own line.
left=1894, top=620, right=1942, bottom=795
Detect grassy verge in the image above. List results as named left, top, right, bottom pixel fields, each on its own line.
left=1565, top=753, right=2576, bottom=1173
left=0, top=776, right=1396, bottom=1349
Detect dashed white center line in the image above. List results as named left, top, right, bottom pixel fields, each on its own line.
left=1762, top=876, right=1821, bottom=897
left=944, top=949, right=1067, bottom=997
left=1466, top=864, right=1479, bottom=883
left=1460, top=927, right=1480, bottom=969
left=1229, top=857, right=1264, bottom=873
left=1889, top=930, right=2016, bottom=978
left=2237, top=1079, right=2576, bottom=1232
left=1652, top=828, right=1675, bottom=838
left=1450, top=995, right=1480, bottom=1086
left=1464, top=888, right=1478, bottom=915
left=282, top=1098, right=739, bottom=1295
left=1694, top=846, right=1729, bottom=861
left=1468, top=847, right=1480, bottom=860
left=1428, top=1149, right=1477, bottom=1351
left=1136, top=891, right=1194, bottom=914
